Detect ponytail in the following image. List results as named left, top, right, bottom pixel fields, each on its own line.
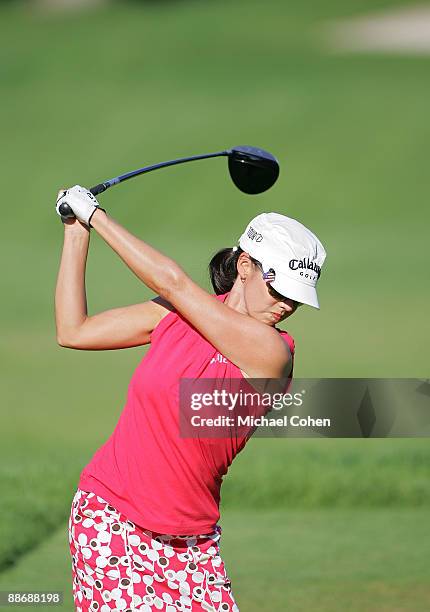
left=208, top=247, right=243, bottom=295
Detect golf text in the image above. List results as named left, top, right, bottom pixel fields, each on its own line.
left=190, top=390, right=304, bottom=411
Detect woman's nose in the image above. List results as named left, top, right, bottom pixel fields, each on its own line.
left=279, top=300, right=294, bottom=313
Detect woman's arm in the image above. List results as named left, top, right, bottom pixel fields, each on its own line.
left=55, top=219, right=171, bottom=350
left=89, top=209, right=291, bottom=377
left=55, top=220, right=90, bottom=346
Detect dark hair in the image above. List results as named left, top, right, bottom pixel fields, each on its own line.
left=209, top=247, right=264, bottom=294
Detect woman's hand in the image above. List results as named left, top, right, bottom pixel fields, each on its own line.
left=63, top=217, right=90, bottom=234
left=62, top=216, right=91, bottom=237
left=56, top=185, right=104, bottom=227
left=55, top=189, right=88, bottom=235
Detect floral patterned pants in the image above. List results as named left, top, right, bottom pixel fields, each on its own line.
left=68, top=489, right=239, bottom=611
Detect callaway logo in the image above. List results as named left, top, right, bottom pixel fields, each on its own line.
left=247, top=226, right=263, bottom=242
left=289, top=258, right=321, bottom=278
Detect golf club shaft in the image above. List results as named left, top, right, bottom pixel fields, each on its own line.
left=59, top=151, right=228, bottom=217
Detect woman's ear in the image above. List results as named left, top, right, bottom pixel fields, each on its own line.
left=237, top=252, right=252, bottom=280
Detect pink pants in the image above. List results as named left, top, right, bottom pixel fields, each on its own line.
left=68, top=488, right=239, bottom=611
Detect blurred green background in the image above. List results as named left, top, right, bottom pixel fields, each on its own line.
left=0, top=0, right=429, bottom=610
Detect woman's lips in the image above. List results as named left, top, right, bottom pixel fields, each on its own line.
left=271, top=312, right=281, bottom=322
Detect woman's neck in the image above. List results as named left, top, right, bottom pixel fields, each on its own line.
left=223, top=282, right=249, bottom=315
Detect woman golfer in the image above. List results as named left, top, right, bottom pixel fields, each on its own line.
left=55, top=186, right=326, bottom=612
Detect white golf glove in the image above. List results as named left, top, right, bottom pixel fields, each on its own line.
left=56, top=185, right=104, bottom=227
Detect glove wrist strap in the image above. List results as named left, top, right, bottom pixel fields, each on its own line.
left=89, top=207, right=106, bottom=228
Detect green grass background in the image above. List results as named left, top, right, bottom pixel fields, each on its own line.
left=0, top=0, right=429, bottom=610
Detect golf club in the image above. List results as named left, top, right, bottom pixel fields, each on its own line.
left=58, top=145, right=280, bottom=218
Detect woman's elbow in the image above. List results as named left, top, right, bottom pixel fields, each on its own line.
left=157, top=264, right=188, bottom=302
left=56, top=330, right=79, bottom=349
left=57, top=334, right=72, bottom=348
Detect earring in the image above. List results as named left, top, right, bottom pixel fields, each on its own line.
left=240, top=277, right=246, bottom=283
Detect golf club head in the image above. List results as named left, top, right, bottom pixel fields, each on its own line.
left=228, top=145, right=280, bottom=194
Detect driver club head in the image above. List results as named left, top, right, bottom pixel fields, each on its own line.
left=227, top=145, right=280, bottom=194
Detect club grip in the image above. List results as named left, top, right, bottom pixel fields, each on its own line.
left=90, top=183, right=108, bottom=196
left=58, top=202, right=74, bottom=217
left=58, top=183, right=107, bottom=217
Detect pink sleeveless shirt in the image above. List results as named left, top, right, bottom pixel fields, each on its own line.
left=78, top=293, right=295, bottom=534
